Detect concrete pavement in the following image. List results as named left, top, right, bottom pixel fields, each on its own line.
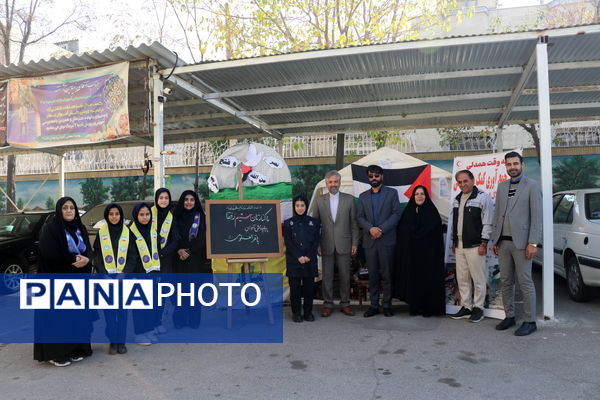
left=1, top=270, right=598, bottom=400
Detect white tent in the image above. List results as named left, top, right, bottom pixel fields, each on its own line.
left=309, top=147, right=452, bottom=221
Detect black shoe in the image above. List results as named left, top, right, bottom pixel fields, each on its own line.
left=469, top=307, right=484, bottom=323
left=117, top=344, right=127, bottom=354
left=515, top=321, right=537, bottom=336
left=292, top=314, right=303, bottom=323
left=303, top=313, right=315, bottom=322
left=449, top=307, right=472, bottom=320
left=495, top=317, right=516, bottom=331
left=383, top=308, right=394, bottom=317
left=363, top=307, right=379, bottom=318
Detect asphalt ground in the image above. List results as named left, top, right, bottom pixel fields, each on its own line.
left=1, top=269, right=599, bottom=400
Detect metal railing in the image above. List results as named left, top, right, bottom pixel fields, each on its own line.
left=552, top=124, right=600, bottom=147
left=0, top=132, right=417, bottom=176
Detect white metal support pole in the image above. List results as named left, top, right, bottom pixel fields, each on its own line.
left=536, top=37, right=555, bottom=320
left=152, top=70, right=165, bottom=190
left=58, top=153, right=65, bottom=198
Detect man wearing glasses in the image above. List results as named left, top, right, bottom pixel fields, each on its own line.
left=357, top=165, right=402, bottom=317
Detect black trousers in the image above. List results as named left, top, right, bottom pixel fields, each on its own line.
left=365, top=242, right=395, bottom=308
left=288, top=276, right=315, bottom=316
left=104, top=309, right=128, bottom=343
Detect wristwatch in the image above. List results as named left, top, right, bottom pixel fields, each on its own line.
left=528, top=243, right=538, bottom=248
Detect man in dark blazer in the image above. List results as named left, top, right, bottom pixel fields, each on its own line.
left=357, top=165, right=402, bottom=317
left=310, top=170, right=360, bottom=317
left=492, top=151, right=542, bottom=336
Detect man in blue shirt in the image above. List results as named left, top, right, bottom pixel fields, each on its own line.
left=357, top=165, right=402, bottom=317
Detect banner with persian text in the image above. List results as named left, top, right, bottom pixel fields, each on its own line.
left=7, top=62, right=129, bottom=148
left=444, top=150, right=522, bottom=319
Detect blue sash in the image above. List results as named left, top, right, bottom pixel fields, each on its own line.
left=65, top=228, right=86, bottom=255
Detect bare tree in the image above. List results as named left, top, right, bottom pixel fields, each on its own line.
left=0, top=0, right=81, bottom=212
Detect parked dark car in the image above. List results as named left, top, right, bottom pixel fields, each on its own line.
left=0, top=211, right=53, bottom=293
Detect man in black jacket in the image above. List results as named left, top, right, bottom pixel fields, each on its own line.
left=449, top=170, right=494, bottom=323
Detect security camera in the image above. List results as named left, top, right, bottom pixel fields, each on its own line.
left=163, top=87, right=172, bottom=95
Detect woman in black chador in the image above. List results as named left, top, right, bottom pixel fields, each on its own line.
left=172, top=190, right=209, bottom=329
left=93, top=203, right=135, bottom=355
left=34, top=197, right=93, bottom=367
left=283, top=194, right=321, bottom=322
left=394, top=186, right=445, bottom=317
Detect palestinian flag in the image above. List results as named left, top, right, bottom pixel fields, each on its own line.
left=351, top=164, right=431, bottom=202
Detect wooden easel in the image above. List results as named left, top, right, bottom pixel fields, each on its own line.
left=225, top=257, right=275, bottom=329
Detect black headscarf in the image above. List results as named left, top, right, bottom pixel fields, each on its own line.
left=399, top=185, right=441, bottom=239
left=103, top=203, right=125, bottom=251
left=174, top=190, right=206, bottom=246
left=292, top=194, right=310, bottom=219
left=154, top=188, right=172, bottom=229
left=54, top=196, right=84, bottom=244
left=132, top=202, right=152, bottom=249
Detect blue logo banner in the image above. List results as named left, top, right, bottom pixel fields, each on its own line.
left=0, top=273, right=283, bottom=343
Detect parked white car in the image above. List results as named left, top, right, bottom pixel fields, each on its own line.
left=535, top=189, right=600, bottom=302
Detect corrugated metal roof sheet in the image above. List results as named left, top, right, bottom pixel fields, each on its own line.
left=2, top=25, right=600, bottom=154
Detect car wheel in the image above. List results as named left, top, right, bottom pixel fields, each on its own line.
left=0, top=259, right=26, bottom=294
left=565, top=256, right=593, bottom=302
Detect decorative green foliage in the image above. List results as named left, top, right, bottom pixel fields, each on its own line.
left=80, top=178, right=109, bottom=209
left=553, top=155, right=600, bottom=192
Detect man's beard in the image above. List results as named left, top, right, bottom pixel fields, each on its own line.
left=370, top=180, right=382, bottom=188
left=508, top=169, right=521, bottom=177
left=328, top=187, right=339, bottom=195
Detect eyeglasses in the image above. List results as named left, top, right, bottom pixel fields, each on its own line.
left=367, top=173, right=381, bottom=178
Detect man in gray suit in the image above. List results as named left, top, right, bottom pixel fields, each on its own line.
left=357, top=165, right=402, bottom=317
left=492, top=151, right=542, bottom=336
left=310, top=170, right=359, bottom=317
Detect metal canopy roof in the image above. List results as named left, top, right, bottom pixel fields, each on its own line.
left=162, top=24, right=600, bottom=138
left=0, top=24, right=600, bottom=155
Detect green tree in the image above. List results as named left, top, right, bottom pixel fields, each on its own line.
left=166, top=0, right=463, bottom=59
left=80, top=178, right=109, bottom=209
left=291, top=164, right=334, bottom=198
left=110, top=176, right=152, bottom=201
left=45, top=196, right=55, bottom=210
left=553, top=156, right=600, bottom=192
left=16, top=197, right=24, bottom=210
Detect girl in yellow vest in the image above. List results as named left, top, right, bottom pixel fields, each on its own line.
left=152, top=188, right=180, bottom=335
left=93, top=203, right=135, bottom=355
left=130, top=202, right=161, bottom=345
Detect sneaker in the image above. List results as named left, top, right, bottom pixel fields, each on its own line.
left=449, top=307, right=472, bottom=320
left=48, top=359, right=71, bottom=367
left=469, top=307, right=484, bottom=323
left=69, top=355, right=85, bottom=362
left=495, top=317, right=516, bottom=331
left=515, top=321, right=537, bottom=336
left=155, top=325, right=167, bottom=334
left=383, top=308, right=394, bottom=317
left=135, top=334, right=152, bottom=346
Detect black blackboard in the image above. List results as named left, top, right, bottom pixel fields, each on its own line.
left=205, top=200, right=283, bottom=258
